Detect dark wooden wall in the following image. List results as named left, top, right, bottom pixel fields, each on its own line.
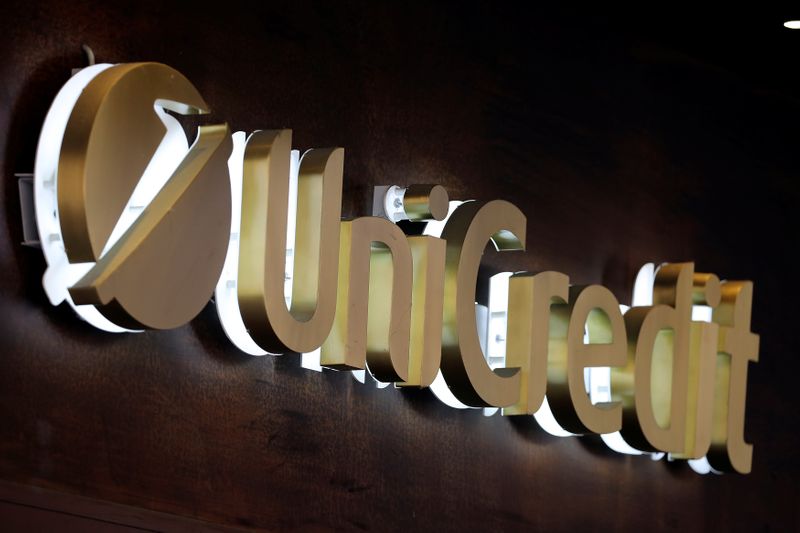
left=1, top=2, right=798, bottom=531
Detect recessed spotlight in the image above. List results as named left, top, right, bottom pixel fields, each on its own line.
left=784, top=20, right=800, bottom=29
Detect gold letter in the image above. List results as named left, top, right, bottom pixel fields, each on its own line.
left=503, top=271, right=569, bottom=416
left=674, top=273, right=721, bottom=460
left=548, top=285, right=626, bottom=434
left=440, top=200, right=525, bottom=407
left=404, top=236, right=446, bottom=387
left=708, top=281, right=759, bottom=473
left=321, top=217, right=413, bottom=382
left=238, top=130, right=343, bottom=353
left=321, top=224, right=445, bottom=386
left=616, top=263, right=694, bottom=452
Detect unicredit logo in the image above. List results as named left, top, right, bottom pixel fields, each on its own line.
left=31, top=62, right=759, bottom=475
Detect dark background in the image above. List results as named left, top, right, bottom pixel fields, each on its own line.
left=1, top=2, right=798, bottom=531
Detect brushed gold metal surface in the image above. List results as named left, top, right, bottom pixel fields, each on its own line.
left=403, top=184, right=449, bottom=221
left=615, top=263, right=694, bottom=452
left=69, top=124, right=233, bottom=329
left=693, top=272, right=721, bottom=305
left=548, top=285, right=627, bottom=434
left=439, top=200, right=525, bottom=407
left=674, top=271, right=721, bottom=459
left=237, top=130, right=343, bottom=354
left=58, top=63, right=210, bottom=262
left=708, top=281, right=759, bottom=473
left=672, top=320, right=718, bottom=459
left=503, top=271, right=568, bottom=416
left=321, top=217, right=413, bottom=382
left=402, top=236, right=446, bottom=387
left=320, top=220, right=445, bottom=385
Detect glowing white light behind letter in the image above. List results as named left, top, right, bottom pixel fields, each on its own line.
left=214, top=135, right=300, bottom=356
left=594, top=263, right=660, bottom=456
left=34, top=64, right=134, bottom=333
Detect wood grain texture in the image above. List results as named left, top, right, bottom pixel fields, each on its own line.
left=0, top=480, right=246, bottom=531
left=0, top=2, right=798, bottom=531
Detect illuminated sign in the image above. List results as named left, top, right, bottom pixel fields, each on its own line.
left=32, top=62, right=759, bottom=475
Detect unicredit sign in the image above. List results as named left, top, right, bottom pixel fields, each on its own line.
left=31, top=62, right=759, bottom=474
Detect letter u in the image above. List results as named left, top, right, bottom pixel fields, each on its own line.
left=237, top=129, right=344, bottom=353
